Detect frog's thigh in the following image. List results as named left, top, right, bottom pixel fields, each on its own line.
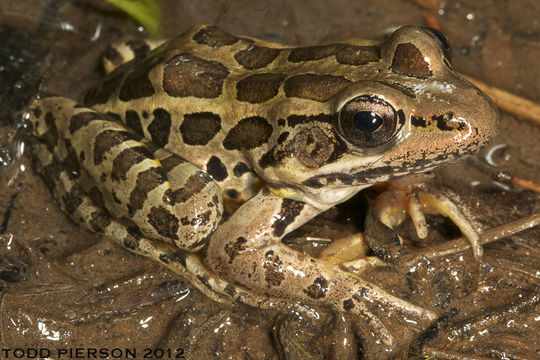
left=206, top=188, right=436, bottom=323
left=149, top=146, right=225, bottom=250
left=32, top=137, right=243, bottom=304
left=29, top=97, right=223, bottom=251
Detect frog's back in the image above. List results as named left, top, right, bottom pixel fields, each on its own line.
left=84, top=25, right=302, bottom=202
left=83, top=24, right=384, bottom=173
left=84, top=24, right=289, bottom=122
left=81, top=24, right=404, bottom=204
left=84, top=25, right=286, bottom=162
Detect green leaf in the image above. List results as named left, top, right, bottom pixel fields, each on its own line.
left=104, top=0, right=162, bottom=37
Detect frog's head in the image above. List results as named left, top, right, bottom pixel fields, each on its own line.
left=258, top=26, right=499, bottom=206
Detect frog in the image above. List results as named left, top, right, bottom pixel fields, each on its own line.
left=28, top=24, right=499, bottom=341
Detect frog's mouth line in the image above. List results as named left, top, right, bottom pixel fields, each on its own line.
left=299, top=149, right=475, bottom=190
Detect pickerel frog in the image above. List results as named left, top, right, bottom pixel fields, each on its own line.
left=28, top=25, right=498, bottom=339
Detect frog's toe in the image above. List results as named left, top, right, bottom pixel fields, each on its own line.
left=317, top=234, right=386, bottom=275
left=373, top=174, right=483, bottom=260
left=340, top=256, right=386, bottom=275
left=415, top=189, right=482, bottom=259
left=318, top=233, right=369, bottom=263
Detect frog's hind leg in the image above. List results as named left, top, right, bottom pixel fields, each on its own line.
left=102, top=38, right=167, bottom=74
left=30, top=140, right=232, bottom=303
left=29, top=97, right=223, bottom=251
left=28, top=98, right=297, bottom=308
left=30, top=140, right=293, bottom=308
left=28, top=98, right=228, bottom=303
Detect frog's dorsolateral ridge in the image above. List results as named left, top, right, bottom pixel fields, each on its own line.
left=28, top=25, right=498, bottom=337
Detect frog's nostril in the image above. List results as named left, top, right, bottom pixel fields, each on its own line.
left=432, top=112, right=467, bottom=132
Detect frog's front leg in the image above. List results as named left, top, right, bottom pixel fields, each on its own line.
left=206, top=188, right=438, bottom=344
left=373, top=174, right=483, bottom=259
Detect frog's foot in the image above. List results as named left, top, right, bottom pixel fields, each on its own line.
left=318, top=233, right=369, bottom=262
left=318, top=233, right=385, bottom=274
left=102, top=38, right=167, bottom=74
left=373, top=174, right=483, bottom=259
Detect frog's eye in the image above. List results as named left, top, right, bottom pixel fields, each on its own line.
left=423, top=27, right=452, bottom=63
left=338, top=95, right=398, bottom=149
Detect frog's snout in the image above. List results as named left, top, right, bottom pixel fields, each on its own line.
left=465, top=88, right=500, bottom=149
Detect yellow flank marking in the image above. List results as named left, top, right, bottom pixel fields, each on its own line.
left=268, top=186, right=302, bottom=201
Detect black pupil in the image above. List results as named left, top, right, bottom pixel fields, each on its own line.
left=353, top=111, right=383, bottom=134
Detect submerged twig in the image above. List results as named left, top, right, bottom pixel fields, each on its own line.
left=508, top=176, right=540, bottom=193
left=402, top=213, right=540, bottom=265
left=422, top=346, right=496, bottom=360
